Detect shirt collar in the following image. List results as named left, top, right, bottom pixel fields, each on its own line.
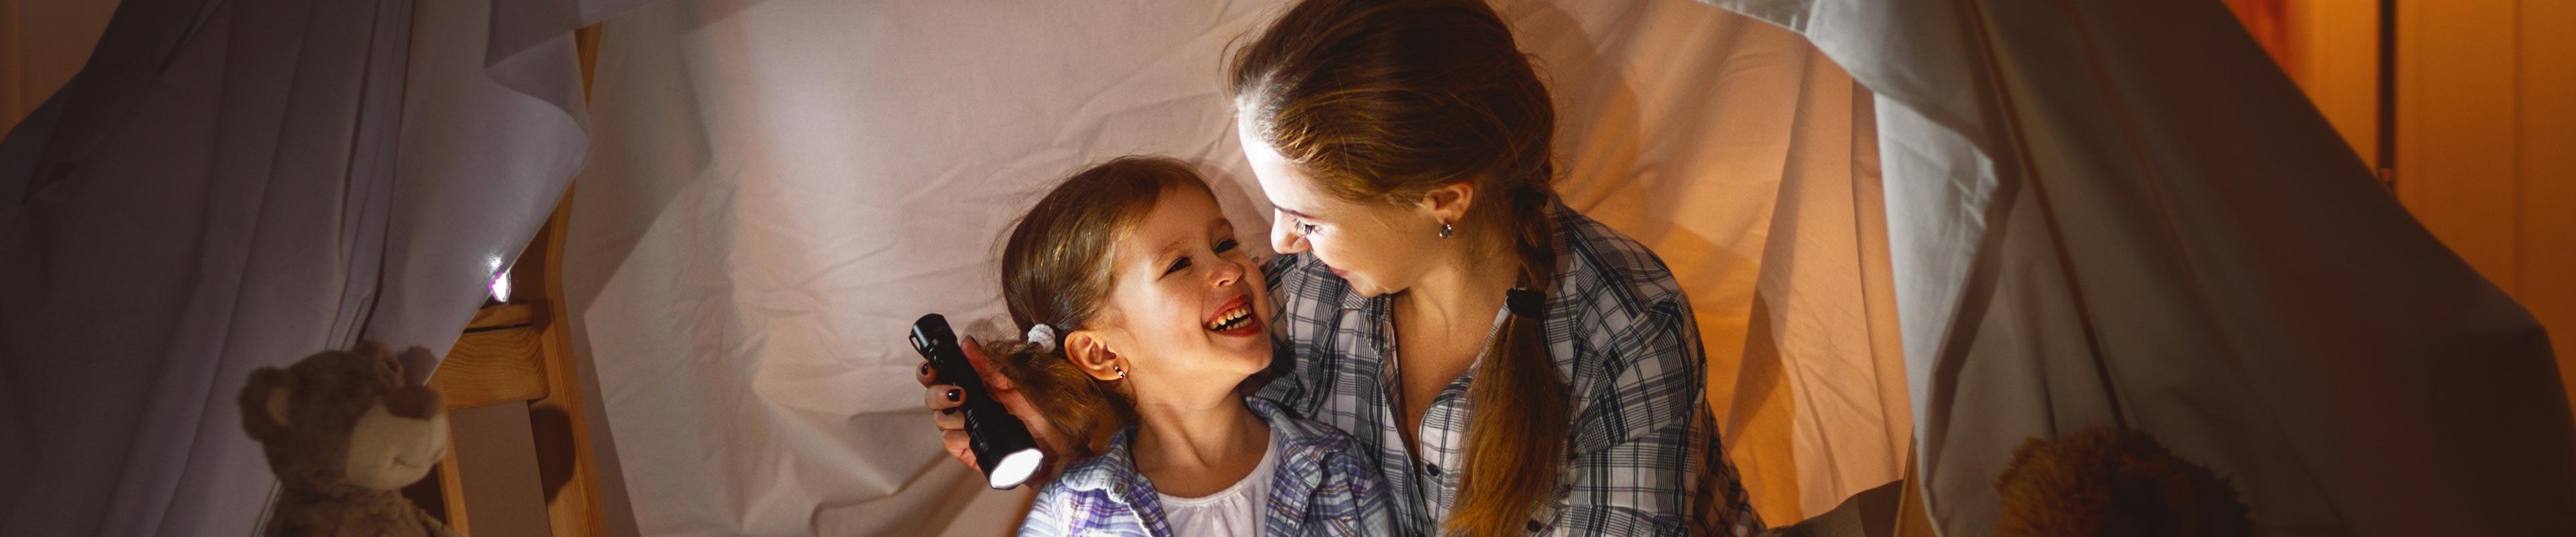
left=1049, top=397, right=1347, bottom=497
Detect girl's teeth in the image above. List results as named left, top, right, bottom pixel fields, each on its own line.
left=1207, top=305, right=1250, bottom=331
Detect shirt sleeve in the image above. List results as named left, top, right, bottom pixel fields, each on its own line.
left=1552, top=295, right=1761, bottom=536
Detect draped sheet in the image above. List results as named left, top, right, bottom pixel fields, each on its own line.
left=0, top=0, right=599, bottom=534
left=1702, top=0, right=2576, bottom=534
left=565, top=0, right=1906, bottom=533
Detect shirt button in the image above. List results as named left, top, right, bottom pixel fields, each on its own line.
left=1525, top=520, right=1545, bottom=532
left=1424, top=464, right=1443, bottom=477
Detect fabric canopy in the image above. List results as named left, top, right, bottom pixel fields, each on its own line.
left=565, top=0, right=1906, bottom=533
left=1700, top=0, right=2576, bottom=534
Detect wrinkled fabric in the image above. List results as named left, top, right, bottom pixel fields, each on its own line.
left=0, top=0, right=606, bottom=534
left=1699, top=0, right=2576, bottom=534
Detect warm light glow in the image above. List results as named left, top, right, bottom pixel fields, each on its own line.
left=490, top=266, right=514, bottom=303
left=988, top=448, right=1044, bottom=489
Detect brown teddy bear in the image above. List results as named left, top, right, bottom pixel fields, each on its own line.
left=238, top=342, right=458, bottom=537
left=1995, top=426, right=2253, bottom=537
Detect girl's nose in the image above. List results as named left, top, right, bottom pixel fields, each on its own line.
left=1211, top=256, right=1244, bottom=288
left=1270, top=211, right=1308, bottom=255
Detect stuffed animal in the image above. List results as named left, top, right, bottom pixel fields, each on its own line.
left=1995, top=426, right=2252, bottom=537
left=238, top=342, right=457, bottom=537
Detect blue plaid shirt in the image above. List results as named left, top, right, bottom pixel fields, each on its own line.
left=1256, top=201, right=1762, bottom=536
left=1018, top=397, right=1394, bottom=537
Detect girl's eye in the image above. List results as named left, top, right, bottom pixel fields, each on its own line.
left=1215, top=238, right=1240, bottom=254
left=1296, top=220, right=1320, bottom=234
left=1165, top=256, right=1192, bottom=275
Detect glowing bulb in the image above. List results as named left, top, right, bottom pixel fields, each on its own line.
left=490, top=266, right=513, bottom=303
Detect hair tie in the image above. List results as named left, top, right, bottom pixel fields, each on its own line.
left=1026, top=324, right=1059, bottom=352
left=1505, top=288, right=1544, bottom=318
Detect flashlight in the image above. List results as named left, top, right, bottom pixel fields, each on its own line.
left=911, top=313, right=1046, bottom=489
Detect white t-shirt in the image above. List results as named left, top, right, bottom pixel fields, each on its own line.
left=1155, top=429, right=1283, bottom=536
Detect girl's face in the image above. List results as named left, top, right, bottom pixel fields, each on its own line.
left=1091, top=185, right=1274, bottom=401
left=1238, top=121, right=1446, bottom=298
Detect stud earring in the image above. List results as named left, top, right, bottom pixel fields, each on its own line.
left=1114, top=367, right=1126, bottom=380
left=1438, top=222, right=1454, bottom=238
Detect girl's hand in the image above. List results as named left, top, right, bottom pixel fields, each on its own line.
left=919, top=336, right=1066, bottom=486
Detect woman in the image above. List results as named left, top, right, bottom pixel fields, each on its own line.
left=928, top=1, right=1760, bottom=534
left=969, top=156, right=1391, bottom=536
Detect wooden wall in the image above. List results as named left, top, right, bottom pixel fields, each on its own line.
left=2241, top=0, right=2575, bottom=424
left=2389, top=0, right=2576, bottom=422
left=0, top=0, right=113, bottom=134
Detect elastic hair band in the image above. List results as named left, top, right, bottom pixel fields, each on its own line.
left=1505, top=288, right=1544, bottom=318
left=1026, top=324, right=1059, bottom=352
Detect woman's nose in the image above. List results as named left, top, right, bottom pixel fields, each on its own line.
left=1270, top=213, right=1307, bottom=254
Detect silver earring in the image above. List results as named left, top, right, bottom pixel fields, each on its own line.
left=1114, top=367, right=1126, bottom=380
left=1438, top=222, right=1454, bottom=238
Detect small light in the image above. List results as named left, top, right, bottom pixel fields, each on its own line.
left=988, top=448, right=1044, bottom=489
left=490, top=266, right=513, bottom=303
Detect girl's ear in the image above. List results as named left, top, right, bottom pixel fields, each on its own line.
left=1061, top=329, right=1124, bottom=382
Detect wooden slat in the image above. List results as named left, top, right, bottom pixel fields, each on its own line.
left=2518, top=0, right=2576, bottom=430
left=2396, top=0, right=2522, bottom=291
left=2286, top=0, right=2380, bottom=168
left=467, top=302, right=543, bottom=330
left=433, top=305, right=551, bottom=409
left=534, top=23, right=618, bottom=537
left=533, top=187, right=613, bottom=537
left=435, top=422, right=472, bottom=535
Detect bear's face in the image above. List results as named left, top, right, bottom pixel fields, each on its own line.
left=240, top=343, right=449, bottom=493
left=342, top=383, right=448, bottom=489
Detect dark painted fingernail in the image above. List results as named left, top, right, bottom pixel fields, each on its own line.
left=942, top=408, right=957, bottom=416
left=945, top=388, right=961, bottom=402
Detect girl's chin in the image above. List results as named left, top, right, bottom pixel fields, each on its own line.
left=1208, top=347, right=1273, bottom=373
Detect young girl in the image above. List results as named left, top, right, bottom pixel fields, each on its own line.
left=971, top=156, right=1389, bottom=536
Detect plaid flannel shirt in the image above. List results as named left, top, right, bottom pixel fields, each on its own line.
left=1018, top=397, right=1394, bottom=537
left=1256, top=201, right=1762, bottom=536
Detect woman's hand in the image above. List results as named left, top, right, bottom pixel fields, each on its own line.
left=919, top=336, right=1065, bottom=486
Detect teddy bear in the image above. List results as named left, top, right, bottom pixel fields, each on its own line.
left=238, top=342, right=458, bottom=537
left=1994, top=426, right=2253, bottom=537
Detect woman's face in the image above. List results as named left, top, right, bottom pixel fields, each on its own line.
left=1092, top=185, right=1274, bottom=401
left=1238, top=121, right=1446, bottom=298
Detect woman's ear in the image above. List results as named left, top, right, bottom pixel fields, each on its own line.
left=1419, top=181, right=1477, bottom=226
left=1061, top=330, right=1124, bottom=382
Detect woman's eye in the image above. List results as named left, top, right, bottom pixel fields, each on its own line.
left=1215, top=238, right=1240, bottom=253
left=1165, top=256, right=1192, bottom=275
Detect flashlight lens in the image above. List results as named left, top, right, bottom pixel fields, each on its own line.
left=988, top=448, right=1045, bottom=489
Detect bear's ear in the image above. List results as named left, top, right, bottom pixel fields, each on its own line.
left=352, top=340, right=391, bottom=360
left=238, top=368, right=294, bottom=442
left=394, top=346, right=435, bottom=379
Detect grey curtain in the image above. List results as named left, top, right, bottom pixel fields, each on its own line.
left=1699, top=0, right=2576, bottom=534
left=0, top=0, right=649, bottom=534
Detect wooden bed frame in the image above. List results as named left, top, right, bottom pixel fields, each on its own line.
left=405, top=25, right=614, bottom=537
left=415, top=188, right=609, bottom=536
